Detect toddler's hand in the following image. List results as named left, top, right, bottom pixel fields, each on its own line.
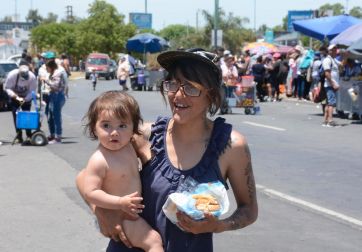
left=118, top=192, right=144, bottom=217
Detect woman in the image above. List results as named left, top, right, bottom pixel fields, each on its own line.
left=42, top=59, right=66, bottom=144
left=77, top=48, right=258, bottom=251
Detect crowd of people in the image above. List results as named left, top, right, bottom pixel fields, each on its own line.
left=213, top=43, right=362, bottom=126
left=4, top=50, right=70, bottom=144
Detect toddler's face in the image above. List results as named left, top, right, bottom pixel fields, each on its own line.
left=95, top=110, right=134, bottom=151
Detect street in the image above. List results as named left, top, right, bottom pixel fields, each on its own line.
left=1, top=77, right=361, bottom=252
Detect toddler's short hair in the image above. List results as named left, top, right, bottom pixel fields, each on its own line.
left=84, top=91, right=143, bottom=139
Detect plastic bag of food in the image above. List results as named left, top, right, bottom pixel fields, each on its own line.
left=162, top=176, right=229, bottom=224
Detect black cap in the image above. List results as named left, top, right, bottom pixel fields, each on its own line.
left=157, top=48, right=221, bottom=82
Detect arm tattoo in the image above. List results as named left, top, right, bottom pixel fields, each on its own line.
left=224, top=144, right=257, bottom=231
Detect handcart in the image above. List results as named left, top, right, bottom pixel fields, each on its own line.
left=12, top=91, right=48, bottom=146
left=337, top=79, right=362, bottom=120
left=234, top=76, right=259, bottom=115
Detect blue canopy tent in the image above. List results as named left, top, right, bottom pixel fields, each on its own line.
left=330, top=23, right=362, bottom=47
left=126, top=33, right=168, bottom=63
left=126, top=33, right=168, bottom=53
left=347, top=37, right=362, bottom=59
left=292, top=15, right=362, bottom=41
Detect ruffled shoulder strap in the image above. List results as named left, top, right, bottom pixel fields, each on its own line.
left=210, top=117, right=232, bottom=157
left=149, top=116, right=169, bottom=155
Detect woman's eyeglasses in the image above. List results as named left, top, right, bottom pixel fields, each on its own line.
left=162, top=80, right=202, bottom=97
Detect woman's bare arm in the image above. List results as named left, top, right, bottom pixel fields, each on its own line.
left=216, top=131, right=258, bottom=232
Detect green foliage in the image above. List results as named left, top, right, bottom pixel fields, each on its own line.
left=76, top=0, right=136, bottom=58
left=42, top=13, right=58, bottom=24
left=201, top=8, right=253, bottom=53
left=26, top=9, right=43, bottom=25
left=30, top=22, right=76, bottom=54
left=159, top=24, right=197, bottom=49
left=30, top=0, right=137, bottom=61
left=319, top=3, right=344, bottom=16
left=1, top=16, right=13, bottom=22
left=349, top=7, right=362, bottom=18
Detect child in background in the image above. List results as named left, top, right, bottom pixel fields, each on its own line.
left=90, top=69, right=97, bottom=91
left=82, top=91, right=163, bottom=252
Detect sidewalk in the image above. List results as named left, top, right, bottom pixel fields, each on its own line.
left=0, top=111, right=107, bottom=252
left=69, top=71, right=84, bottom=80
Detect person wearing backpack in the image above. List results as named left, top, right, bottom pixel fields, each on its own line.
left=321, top=44, right=341, bottom=127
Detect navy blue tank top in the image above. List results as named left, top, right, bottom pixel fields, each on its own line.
left=107, top=116, right=232, bottom=252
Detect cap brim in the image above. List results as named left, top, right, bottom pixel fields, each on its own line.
left=157, top=51, right=221, bottom=81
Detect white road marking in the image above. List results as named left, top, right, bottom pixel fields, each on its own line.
left=256, top=184, right=362, bottom=229
left=243, top=121, right=286, bottom=131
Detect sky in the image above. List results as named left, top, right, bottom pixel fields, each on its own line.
left=0, top=0, right=361, bottom=30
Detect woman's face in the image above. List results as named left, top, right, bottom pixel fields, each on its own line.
left=167, top=72, right=210, bottom=125
left=46, top=66, right=53, bottom=74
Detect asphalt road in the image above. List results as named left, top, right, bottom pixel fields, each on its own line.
left=1, top=77, right=361, bottom=252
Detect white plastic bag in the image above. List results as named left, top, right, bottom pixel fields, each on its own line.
left=162, top=176, right=229, bottom=225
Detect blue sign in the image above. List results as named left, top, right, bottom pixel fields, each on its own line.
left=129, top=13, right=152, bottom=30
left=264, top=29, right=274, bottom=43
left=288, top=10, right=314, bottom=32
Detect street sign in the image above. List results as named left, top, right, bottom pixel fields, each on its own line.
left=129, top=13, right=152, bottom=30
left=287, top=10, right=314, bottom=32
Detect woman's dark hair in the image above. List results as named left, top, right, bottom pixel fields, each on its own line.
left=83, top=91, right=143, bottom=140
left=160, top=59, right=223, bottom=116
left=45, top=59, right=58, bottom=71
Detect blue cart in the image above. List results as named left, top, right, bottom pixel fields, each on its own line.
left=12, top=91, right=47, bottom=146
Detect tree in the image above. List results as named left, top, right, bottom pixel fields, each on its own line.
left=76, top=0, right=136, bottom=58
left=42, top=13, right=58, bottom=24
left=159, top=24, right=196, bottom=49
left=319, top=3, right=344, bottom=16
left=26, top=9, right=43, bottom=25
left=2, top=16, right=13, bottom=22
left=349, top=6, right=362, bottom=18
left=201, top=8, right=254, bottom=53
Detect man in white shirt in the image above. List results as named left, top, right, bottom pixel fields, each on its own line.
left=322, top=44, right=340, bottom=127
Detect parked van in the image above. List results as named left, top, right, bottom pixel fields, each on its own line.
left=85, top=53, right=112, bottom=80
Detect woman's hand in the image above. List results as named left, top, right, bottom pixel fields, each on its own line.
left=94, top=207, right=135, bottom=248
left=176, top=211, right=220, bottom=234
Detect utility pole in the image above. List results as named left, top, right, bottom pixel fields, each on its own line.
left=345, top=0, right=349, bottom=13
left=254, top=0, right=256, bottom=32
left=14, top=0, right=18, bottom=22
left=145, top=0, right=148, bottom=13
left=214, top=0, right=219, bottom=48
left=66, top=5, right=73, bottom=23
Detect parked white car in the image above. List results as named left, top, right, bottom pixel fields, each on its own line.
left=7, top=54, right=22, bottom=65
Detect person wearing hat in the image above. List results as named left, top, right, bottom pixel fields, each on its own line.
left=76, top=48, right=258, bottom=251
left=321, top=44, right=341, bottom=127
left=4, top=63, right=37, bottom=144
left=40, top=58, right=67, bottom=144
